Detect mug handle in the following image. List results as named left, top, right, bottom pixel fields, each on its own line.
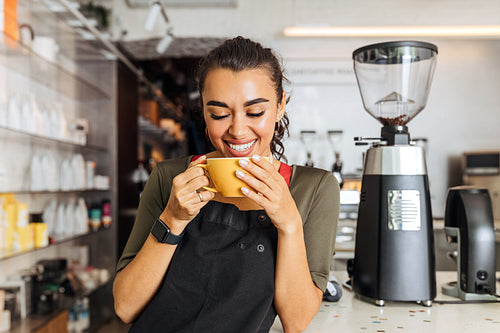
left=197, top=164, right=218, bottom=193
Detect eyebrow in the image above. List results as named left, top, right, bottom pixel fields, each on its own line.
left=206, top=98, right=270, bottom=108
left=206, top=100, right=228, bottom=107
left=244, top=98, right=269, bottom=107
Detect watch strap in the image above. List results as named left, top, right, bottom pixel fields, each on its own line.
left=151, top=218, right=184, bottom=245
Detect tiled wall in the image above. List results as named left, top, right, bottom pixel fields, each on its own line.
left=271, top=38, right=500, bottom=217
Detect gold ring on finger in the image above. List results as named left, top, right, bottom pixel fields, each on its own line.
left=197, top=191, right=204, bottom=202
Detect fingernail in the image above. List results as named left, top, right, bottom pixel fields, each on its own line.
left=252, top=155, right=261, bottom=162
left=235, top=170, right=245, bottom=178
left=241, top=187, right=249, bottom=195
left=239, top=159, right=248, bottom=166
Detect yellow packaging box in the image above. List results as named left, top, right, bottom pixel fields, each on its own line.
left=31, top=222, right=48, bottom=248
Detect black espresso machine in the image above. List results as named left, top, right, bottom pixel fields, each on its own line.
left=348, top=41, right=438, bottom=306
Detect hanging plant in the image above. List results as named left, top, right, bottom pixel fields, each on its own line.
left=81, top=1, right=111, bottom=30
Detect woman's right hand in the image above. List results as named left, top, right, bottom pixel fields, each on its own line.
left=159, top=155, right=215, bottom=234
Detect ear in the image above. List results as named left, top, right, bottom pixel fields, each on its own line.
left=276, top=91, right=286, bottom=122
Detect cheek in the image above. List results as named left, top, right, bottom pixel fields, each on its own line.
left=205, top=119, right=225, bottom=139
left=255, top=116, right=276, bottom=136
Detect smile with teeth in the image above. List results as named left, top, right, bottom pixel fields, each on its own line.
left=227, top=140, right=257, bottom=152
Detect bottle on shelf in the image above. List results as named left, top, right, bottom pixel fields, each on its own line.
left=132, top=161, right=150, bottom=198
left=101, top=199, right=111, bottom=228
left=89, top=204, right=101, bottom=232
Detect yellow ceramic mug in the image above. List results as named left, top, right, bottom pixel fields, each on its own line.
left=198, top=157, right=268, bottom=197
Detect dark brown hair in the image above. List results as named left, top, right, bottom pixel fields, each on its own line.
left=196, top=36, right=290, bottom=162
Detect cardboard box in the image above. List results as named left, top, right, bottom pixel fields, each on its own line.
left=140, top=99, right=159, bottom=126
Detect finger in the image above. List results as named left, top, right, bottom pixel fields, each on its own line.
left=251, top=154, right=275, bottom=172
left=189, top=154, right=207, bottom=167
left=183, top=174, right=211, bottom=193
left=195, top=190, right=216, bottom=204
left=188, top=155, right=208, bottom=175
left=171, top=171, right=209, bottom=202
left=188, top=156, right=213, bottom=181
left=173, top=189, right=212, bottom=218
left=235, top=169, right=273, bottom=199
left=175, top=185, right=213, bottom=208
left=238, top=157, right=279, bottom=189
left=181, top=161, right=207, bottom=181
left=240, top=186, right=266, bottom=208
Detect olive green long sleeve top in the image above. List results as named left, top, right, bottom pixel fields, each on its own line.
left=117, top=156, right=340, bottom=292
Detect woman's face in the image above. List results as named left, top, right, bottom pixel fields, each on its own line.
left=202, top=68, right=285, bottom=158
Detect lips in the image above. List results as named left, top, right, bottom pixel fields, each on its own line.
left=227, top=140, right=256, bottom=152
left=224, top=139, right=257, bottom=156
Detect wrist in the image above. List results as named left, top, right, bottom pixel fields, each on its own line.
left=150, top=217, right=184, bottom=245
left=159, top=211, right=187, bottom=235
left=276, top=218, right=303, bottom=236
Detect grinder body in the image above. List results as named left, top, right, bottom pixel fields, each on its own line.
left=352, top=144, right=436, bottom=305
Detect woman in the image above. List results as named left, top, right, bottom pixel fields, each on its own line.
left=113, top=36, right=339, bottom=333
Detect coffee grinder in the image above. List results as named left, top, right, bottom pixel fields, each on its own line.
left=349, top=41, right=438, bottom=306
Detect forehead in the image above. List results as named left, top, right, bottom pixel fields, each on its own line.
left=202, top=68, right=276, bottom=101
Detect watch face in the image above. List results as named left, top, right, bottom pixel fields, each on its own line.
left=152, top=218, right=183, bottom=245
left=152, top=218, right=169, bottom=243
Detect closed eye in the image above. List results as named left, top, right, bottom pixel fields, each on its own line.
left=247, top=111, right=265, bottom=117
left=210, top=114, right=229, bottom=120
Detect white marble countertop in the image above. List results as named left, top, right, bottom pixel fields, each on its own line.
left=271, top=271, right=500, bottom=333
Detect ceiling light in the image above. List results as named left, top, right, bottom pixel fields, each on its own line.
left=283, top=25, right=500, bottom=37
left=144, top=2, right=162, bottom=31
left=144, top=1, right=170, bottom=31
left=156, top=30, right=174, bottom=53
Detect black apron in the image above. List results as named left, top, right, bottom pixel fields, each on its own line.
left=130, top=201, right=278, bottom=333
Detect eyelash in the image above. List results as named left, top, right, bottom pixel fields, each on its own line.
left=210, top=111, right=265, bottom=120
left=210, top=114, right=228, bottom=120
left=248, top=111, right=265, bottom=117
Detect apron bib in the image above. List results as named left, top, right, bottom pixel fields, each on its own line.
left=130, top=201, right=278, bottom=333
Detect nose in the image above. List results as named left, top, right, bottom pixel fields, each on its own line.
left=228, top=113, right=247, bottom=138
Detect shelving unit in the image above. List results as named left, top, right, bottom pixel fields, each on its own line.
left=0, top=0, right=120, bottom=332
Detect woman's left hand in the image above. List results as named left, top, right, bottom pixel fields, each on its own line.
left=236, top=155, right=301, bottom=234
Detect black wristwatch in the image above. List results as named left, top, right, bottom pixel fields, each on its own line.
left=151, top=218, right=184, bottom=245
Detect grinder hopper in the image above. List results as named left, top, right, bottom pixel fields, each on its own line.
left=353, top=41, right=437, bottom=128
